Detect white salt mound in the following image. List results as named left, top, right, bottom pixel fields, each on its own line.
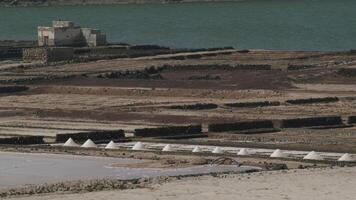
left=338, top=153, right=354, bottom=162
left=132, top=142, right=144, bottom=150
left=105, top=141, right=116, bottom=149
left=63, top=138, right=79, bottom=147
left=162, top=144, right=173, bottom=152
left=303, top=151, right=323, bottom=160
left=81, top=139, right=97, bottom=148
left=212, top=147, right=223, bottom=154
left=270, top=149, right=288, bottom=158
left=237, top=148, right=250, bottom=156
left=192, top=146, right=202, bottom=153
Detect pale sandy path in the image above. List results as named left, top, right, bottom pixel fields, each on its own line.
left=12, top=167, right=356, bottom=200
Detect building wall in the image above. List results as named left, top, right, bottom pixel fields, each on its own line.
left=53, top=21, right=75, bottom=28
left=81, top=28, right=107, bottom=47
left=53, top=27, right=85, bottom=46
left=96, top=33, right=107, bottom=46
left=38, top=27, right=55, bottom=46
left=38, top=21, right=107, bottom=47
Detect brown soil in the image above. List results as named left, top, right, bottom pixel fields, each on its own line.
left=1, top=50, right=356, bottom=157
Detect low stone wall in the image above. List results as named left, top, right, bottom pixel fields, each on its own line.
left=348, top=116, right=356, bottom=124
left=169, top=103, right=218, bottom=110
left=161, top=64, right=272, bottom=71
left=208, top=120, right=274, bottom=132
left=0, top=47, right=22, bottom=59
left=286, top=97, right=339, bottom=105
left=0, top=136, right=44, bottom=145
left=23, top=47, right=74, bottom=63
left=74, top=45, right=173, bottom=60
left=280, top=116, right=343, bottom=128
left=55, top=130, right=125, bottom=143
left=337, top=68, right=356, bottom=77
left=134, top=125, right=202, bottom=137
left=225, top=101, right=280, bottom=108
left=0, top=86, right=29, bottom=93
left=287, top=64, right=317, bottom=70
left=97, top=66, right=163, bottom=80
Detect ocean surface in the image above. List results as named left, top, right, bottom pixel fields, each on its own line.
left=1, top=0, right=356, bottom=50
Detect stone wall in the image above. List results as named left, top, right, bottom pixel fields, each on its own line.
left=0, top=136, right=44, bottom=145
left=225, top=101, right=280, bottom=108
left=348, top=116, right=356, bottom=124
left=54, top=26, right=84, bottom=46
left=286, top=97, right=339, bottom=105
left=280, top=116, right=343, bottom=128
left=0, top=47, right=22, bottom=59
left=134, top=125, right=202, bottom=137
left=55, top=130, right=125, bottom=143
left=0, top=86, right=29, bottom=93
left=208, top=120, right=274, bottom=132
left=23, top=47, right=74, bottom=63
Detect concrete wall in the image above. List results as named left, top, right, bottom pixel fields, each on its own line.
left=38, top=27, right=55, bottom=46
left=54, top=26, right=84, bottom=46
left=81, top=28, right=107, bottom=47
left=53, top=21, right=75, bottom=28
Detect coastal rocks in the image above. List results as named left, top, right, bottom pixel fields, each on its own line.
left=262, top=163, right=288, bottom=170
left=0, top=177, right=173, bottom=198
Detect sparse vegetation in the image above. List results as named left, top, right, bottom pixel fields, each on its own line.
left=97, top=66, right=164, bottom=80
left=187, top=75, right=221, bottom=80
left=225, top=101, right=280, bottom=108
left=337, top=68, right=356, bottom=77
left=169, top=103, right=218, bottom=110
left=286, top=97, right=339, bottom=104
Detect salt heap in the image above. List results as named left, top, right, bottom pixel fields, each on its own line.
left=132, top=142, right=144, bottom=150
left=212, top=147, right=223, bottom=154
left=162, top=144, right=173, bottom=152
left=105, top=141, right=116, bottom=149
left=303, top=151, right=323, bottom=160
left=63, top=138, right=79, bottom=147
left=192, top=146, right=202, bottom=153
left=270, top=149, right=288, bottom=158
left=338, top=153, right=354, bottom=162
left=237, top=148, right=250, bottom=156
left=81, top=139, right=97, bottom=148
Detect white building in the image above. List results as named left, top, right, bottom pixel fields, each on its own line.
left=38, top=21, right=107, bottom=47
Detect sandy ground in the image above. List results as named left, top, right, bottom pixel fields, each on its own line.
left=12, top=167, right=356, bottom=200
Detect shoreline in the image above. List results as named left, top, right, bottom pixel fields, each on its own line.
left=4, top=166, right=356, bottom=200
left=0, top=0, right=243, bottom=8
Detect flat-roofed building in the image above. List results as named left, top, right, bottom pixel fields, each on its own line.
left=38, top=21, right=106, bottom=47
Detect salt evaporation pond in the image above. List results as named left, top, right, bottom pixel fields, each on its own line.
left=0, top=151, right=258, bottom=188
